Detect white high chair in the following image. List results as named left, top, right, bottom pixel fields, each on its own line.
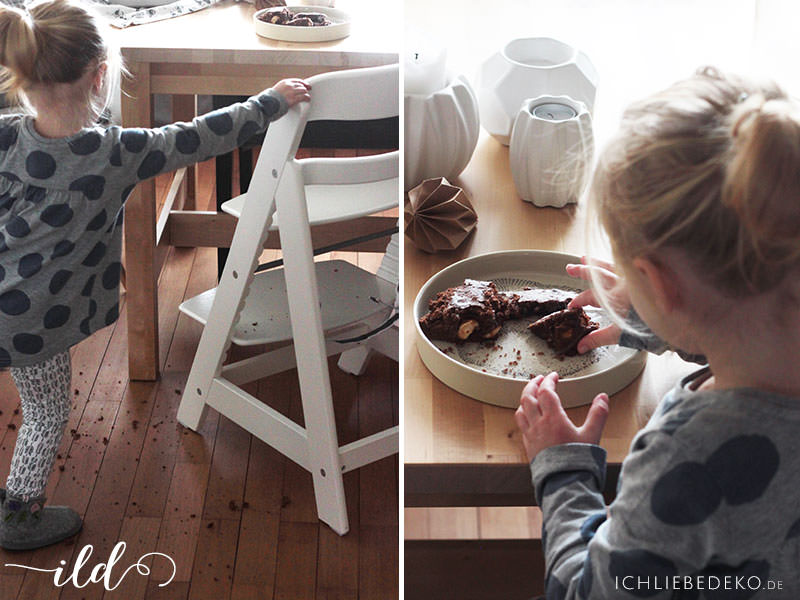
left=176, top=64, right=399, bottom=535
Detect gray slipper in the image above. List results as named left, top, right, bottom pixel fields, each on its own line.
left=0, top=494, right=82, bottom=551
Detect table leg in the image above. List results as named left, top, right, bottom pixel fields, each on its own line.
left=121, top=60, right=159, bottom=381
left=212, top=95, right=237, bottom=279
left=171, top=94, right=197, bottom=210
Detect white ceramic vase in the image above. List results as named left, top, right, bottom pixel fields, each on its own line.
left=509, top=95, right=594, bottom=208
left=476, top=37, right=598, bottom=145
left=404, top=73, right=480, bottom=192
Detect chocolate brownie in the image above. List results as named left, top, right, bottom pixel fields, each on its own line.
left=257, top=7, right=332, bottom=26
left=528, top=307, right=599, bottom=356
left=419, top=279, right=512, bottom=343
left=294, top=12, right=332, bottom=25
left=502, top=287, right=574, bottom=319
left=258, top=7, right=292, bottom=24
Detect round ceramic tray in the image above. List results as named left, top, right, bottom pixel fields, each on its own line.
left=413, top=250, right=646, bottom=408
left=253, top=6, right=351, bottom=42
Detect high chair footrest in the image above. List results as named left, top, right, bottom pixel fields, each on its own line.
left=179, top=260, right=395, bottom=346
left=221, top=177, right=399, bottom=226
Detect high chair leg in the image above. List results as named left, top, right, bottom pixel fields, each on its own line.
left=337, top=346, right=375, bottom=376
left=279, top=164, right=349, bottom=535
left=177, top=188, right=278, bottom=431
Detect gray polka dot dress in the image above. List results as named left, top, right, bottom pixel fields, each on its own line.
left=0, top=89, right=287, bottom=367
left=530, top=368, right=800, bottom=598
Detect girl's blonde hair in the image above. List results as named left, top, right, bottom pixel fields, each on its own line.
left=0, top=0, right=121, bottom=120
left=590, top=67, right=800, bottom=311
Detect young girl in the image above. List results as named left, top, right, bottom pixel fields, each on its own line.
left=515, top=67, right=800, bottom=598
left=0, top=0, right=310, bottom=550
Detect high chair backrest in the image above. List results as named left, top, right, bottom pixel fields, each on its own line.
left=244, top=63, right=399, bottom=209
left=304, top=63, right=399, bottom=123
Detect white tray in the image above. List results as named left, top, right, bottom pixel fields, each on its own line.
left=413, top=250, right=646, bottom=408
left=253, top=6, right=351, bottom=42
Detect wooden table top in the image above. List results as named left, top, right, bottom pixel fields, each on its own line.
left=111, top=0, right=400, bottom=66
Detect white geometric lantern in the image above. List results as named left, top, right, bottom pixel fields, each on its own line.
left=509, top=95, right=594, bottom=208
left=477, top=37, right=598, bottom=145
left=404, top=73, right=480, bottom=192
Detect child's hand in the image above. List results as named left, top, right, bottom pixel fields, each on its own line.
left=274, top=78, right=312, bottom=107
left=566, top=257, right=626, bottom=353
left=514, top=372, right=609, bottom=462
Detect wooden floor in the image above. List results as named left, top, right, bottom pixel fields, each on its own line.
left=0, top=158, right=398, bottom=600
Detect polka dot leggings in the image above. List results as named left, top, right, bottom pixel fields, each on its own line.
left=7, top=351, right=72, bottom=501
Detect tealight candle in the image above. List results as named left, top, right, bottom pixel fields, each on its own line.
left=532, top=102, right=577, bottom=121
left=404, top=46, right=447, bottom=96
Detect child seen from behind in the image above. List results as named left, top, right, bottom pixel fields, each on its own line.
left=516, top=67, right=800, bottom=598
left=0, top=0, right=310, bottom=550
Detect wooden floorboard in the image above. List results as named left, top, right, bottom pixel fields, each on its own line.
left=0, top=157, right=398, bottom=600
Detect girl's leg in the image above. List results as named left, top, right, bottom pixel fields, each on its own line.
left=7, top=350, right=73, bottom=499
left=0, top=351, right=81, bottom=550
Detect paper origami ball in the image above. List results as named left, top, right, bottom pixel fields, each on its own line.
left=404, top=177, right=477, bottom=253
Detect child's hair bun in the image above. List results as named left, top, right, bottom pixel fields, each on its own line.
left=0, top=5, right=38, bottom=86
left=724, top=95, right=800, bottom=287
left=0, top=0, right=114, bottom=109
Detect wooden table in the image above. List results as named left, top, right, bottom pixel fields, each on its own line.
left=112, top=0, right=399, bottom=380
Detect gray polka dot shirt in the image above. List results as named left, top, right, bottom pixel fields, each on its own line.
left=0, top=89, right=287, bottom=367
left=531, top=368, right=800, bottom=598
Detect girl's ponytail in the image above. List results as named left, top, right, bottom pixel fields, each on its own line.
left=724, top=96, right=800, bottom=290
left=0, top=0, right=121, bottom=119
left=0, top=6, right=39, bottom=96
left=590, top=67, right=800, bottom=302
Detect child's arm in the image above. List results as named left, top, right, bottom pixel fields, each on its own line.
left=567, top=260, right=706, bottom=364
left=517, top=376, right=717, bottom=598
left=113, top=79, right=310, bottom=190
left=618, top=308, right=706, bottom=364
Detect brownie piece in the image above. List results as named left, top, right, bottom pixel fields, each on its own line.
left=258, top=7, right=292, bottom=24
left=528, top=307, right=598, bottom=356
left=502, top=287, right=574, bottom=319
left=257, top=7, right=331, bottom=26
left=294, top=12, right=332, bottom=25
left=286, top=16, right=314, bottom=26
left=419, top=279, right=513, bottom=343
